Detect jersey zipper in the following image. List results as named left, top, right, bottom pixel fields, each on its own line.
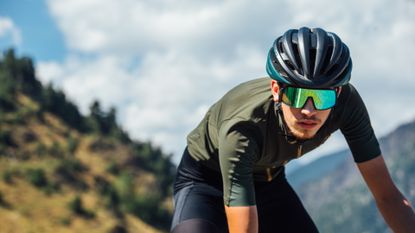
left=266, top=168, right=272, bottom=182
left=297, top=144, right=303, bottom=157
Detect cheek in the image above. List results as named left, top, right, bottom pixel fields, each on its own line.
left=319, top=109, right=332, bottom=121
left=284, top=105, right=300, bottom=116
left=281, top=105, right=300, bottom=121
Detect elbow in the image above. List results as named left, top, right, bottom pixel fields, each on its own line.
left=373, top=189, right=407, bottom=207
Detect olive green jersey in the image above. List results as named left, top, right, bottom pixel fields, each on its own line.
left=186, top=77, right=381, bottom=206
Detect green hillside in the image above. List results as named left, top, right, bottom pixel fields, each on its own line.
left=0, top=49, right=176, bottom=233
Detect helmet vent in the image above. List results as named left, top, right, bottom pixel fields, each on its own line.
left=291, top=43, right=303, bottom=75
left=326, top=64, right=338, bottom=77
left=321, top=45, right=333, bottom=75
left=274, top=61, right=289, bottom=78
left=285, top=61, right=296, bottom=73
left=310, top=48, right=316, bottom=78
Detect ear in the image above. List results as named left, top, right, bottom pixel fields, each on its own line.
left=336, top=86, right=342, bottom=97
left=270, top=80, right=280, bottom=102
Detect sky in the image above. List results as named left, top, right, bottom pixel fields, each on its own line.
left=1, top=0, right=414, bottom=166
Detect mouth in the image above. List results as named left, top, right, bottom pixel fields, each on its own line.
left=296, top=119, right=319, bottom=130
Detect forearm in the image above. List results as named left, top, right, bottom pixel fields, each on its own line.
left=375, top=193, right=415, bottom=233
left=357, top=156, right=415, bottom=232
left=225, top=205, right=258, bottom=233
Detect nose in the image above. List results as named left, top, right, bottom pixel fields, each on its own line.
left=301, top=98, right=317, bottom=117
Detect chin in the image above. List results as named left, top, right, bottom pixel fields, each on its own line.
left=295, top=134, right=315, bottom=140
left=291, top=130, right=318, bottom=140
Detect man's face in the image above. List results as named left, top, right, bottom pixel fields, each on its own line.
left=280, top=100, right=331, bottom=140
left=271, top=81, right=332, bottom=140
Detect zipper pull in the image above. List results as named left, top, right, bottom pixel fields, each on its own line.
left=297, top=145, right=303, bottom=157
left=266, top=168, right=272, bottom=182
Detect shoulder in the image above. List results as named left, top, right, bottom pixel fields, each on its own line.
left=334, top=83, right=366, bottom=114
left=213, top=77, right=274, bottom=124
left=337, top=83, right=359, bottom=103
left=221, top=77, right=271, bottom=100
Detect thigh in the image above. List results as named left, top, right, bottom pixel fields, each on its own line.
left=170, top=183, right=228, bottom=233
left=255, top=177, right=319, bottom=233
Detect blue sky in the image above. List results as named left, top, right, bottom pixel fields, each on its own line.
left=0, top=0, right=66, bottom=62
left=1, top=0, right=415, bottom=165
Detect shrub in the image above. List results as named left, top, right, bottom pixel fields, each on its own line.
left=54, top=158, right=88, bottom=190
left=68, top=195, right=95, bottom=219
left=11, top=110, right=26, bottom=124
left=41, top=84, right=87, bottom=132
left=67, top=136, right=79, bottom=155
left=0, top=98, right=15, bottom=111
left=2, top=170, right=14, bottom=184
left=128, top=194, right=171, bottom=229
left=111, top=128, right=131, bottom=144
left=0, top=129, right=16, bottom=147
left=26, top=168, right=48, bottom=188
left=35, top=143, right=47, bottom=157
left=69, top=195, right=83, bottom=214
left=0, top=191, right=11, bottom=208
left=49, top=141, right=64, bottom=157
left=89, top=137, right=115, bottom=152
left=44, top=181, right=61, bottom=195
left=106, top=162, right=120, bottom=175
left=108, top=224, right=128, bottom=233
left=23, top=131, right=37, bottom=143
left=0, top=68, right=16, bottom=112
left=59, top=217, right=71, bottom=226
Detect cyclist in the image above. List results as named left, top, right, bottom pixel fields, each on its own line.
left=170, top=27, right=415, bottom=233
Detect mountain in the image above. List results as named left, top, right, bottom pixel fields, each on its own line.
left=0, top=49, right=176, bottom=233
left=287, top=149, right=349, bottom=189
left=288, top=119, right=415, bottom=232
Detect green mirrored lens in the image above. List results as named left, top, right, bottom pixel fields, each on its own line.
left=281, top=87, right=336, bottom=110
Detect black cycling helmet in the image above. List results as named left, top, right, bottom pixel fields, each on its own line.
left=266, top=27, right=352, bottom=88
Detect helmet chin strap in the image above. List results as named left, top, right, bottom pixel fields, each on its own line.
left=274, top=102, right=298, bottom=144
left=274, top=101, right=330, bottom=144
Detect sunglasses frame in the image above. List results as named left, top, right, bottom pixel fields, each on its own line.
left=278, top=85, right=340, bottom=111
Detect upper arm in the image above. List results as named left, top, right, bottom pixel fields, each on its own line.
left=219, top=122, right=259, bottom=207
left=357, top=155, right=400, bottom=200
left=339, top=85, right=381, bottom=163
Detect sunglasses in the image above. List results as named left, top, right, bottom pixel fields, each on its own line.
left=280, top=86, right=337, bottom=110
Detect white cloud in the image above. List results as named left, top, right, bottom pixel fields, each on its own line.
left=46, top=0, right=292, bottom=58
left=39, top=0, right=415, bottom=164
left=38, top=55, right=136, bottom=113
left=0, top=16, right=22, bottom=45
left=36, top=61, right=64, bottom=84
